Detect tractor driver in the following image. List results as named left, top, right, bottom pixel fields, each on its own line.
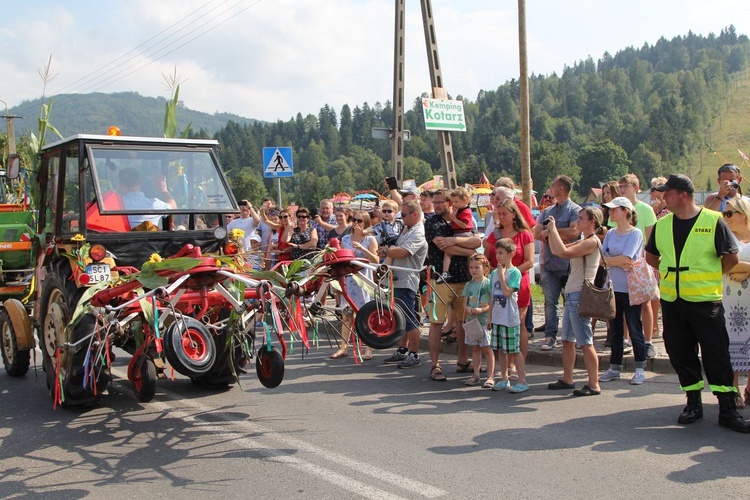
left=119, top=167, right=177, bottom=229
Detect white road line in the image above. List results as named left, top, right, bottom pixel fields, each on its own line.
left=111, top=366, right=446, bottom=498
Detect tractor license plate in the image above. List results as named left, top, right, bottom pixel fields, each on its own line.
left=86, top=264, right=111, bottom=284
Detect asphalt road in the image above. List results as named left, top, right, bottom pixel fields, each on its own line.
left=1, top=347, right=749, bottom=499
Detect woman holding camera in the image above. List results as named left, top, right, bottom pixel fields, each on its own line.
left=545, top=207, right=604, bottom=396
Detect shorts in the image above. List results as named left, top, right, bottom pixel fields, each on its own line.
left=394, top=287, right=420, bottom=332
left=491, top=324, right=520, bottom=354
left=560, top=292, right=594, bottom=346
left=426, top=281, right=466, bottom=324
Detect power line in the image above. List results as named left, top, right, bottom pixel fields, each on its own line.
left=52, top=0, right=229, bottom=95
left=11, top=0, right=264, bottom=120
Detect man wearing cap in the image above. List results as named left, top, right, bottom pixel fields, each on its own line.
left=393, top=186, right=420, bottom=214
left=645, top=173, right=750, bottom=433
left=704, top=163, right=746, bottom=212
left=533, top=175, right=581, bottom=351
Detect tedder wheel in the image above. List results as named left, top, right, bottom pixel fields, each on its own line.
left=131, top=357, right=157, bottom=403
left=354, top=300, right=406, bottom=349
left=1, top=309, right=30, bottom=377
left=163, top=317, right=217, bottom=378
left=37, top=262, right=105, bottom=406
left=256, top=347, right=284, bottom=389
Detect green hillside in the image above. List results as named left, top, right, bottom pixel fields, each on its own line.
left=688, top=69, right=750, bottom=192
left=1, top=92, right=259, bottom=139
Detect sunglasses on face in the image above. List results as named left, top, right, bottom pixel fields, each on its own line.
left=297, top=215, right=309, bottom=219
left=719, top=164, right=739, bottom=174
left=723, top=210, right=741, bottom=218
left=280, top=215, right=289, bottom=219
left=382, top=210, right=394, bottom=214
left=352, top=218, right=364, bottom=223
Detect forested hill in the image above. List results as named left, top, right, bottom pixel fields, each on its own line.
left=5, top=92, right=257, bottom=138
left=209, top=26, right=750, bottom=207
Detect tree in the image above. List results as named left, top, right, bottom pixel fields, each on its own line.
left=226, top=168, right=267, bottom=205
left=576, top=139, right=630, bottom=195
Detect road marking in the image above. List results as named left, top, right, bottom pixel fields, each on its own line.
left=112, top=367, right=446, bottom=498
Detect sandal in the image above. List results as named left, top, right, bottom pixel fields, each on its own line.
left=430, top=365, right=447, bottom=382
left=572, top=384, right=601, bottom=397
left=482, top=378, right=495, bottom=389
left=330, top=348, right=348, bottom=359
left=362, top=348, right=373, bottom=361
left=443, top=335, right=458, bottom=344
left=465, top=375, right=480, bottom=386
left=456, top=362, right=487, bottom=373
left=441, top=326, right=456, bottom=337
left=735, top=392, right=746, bottom=410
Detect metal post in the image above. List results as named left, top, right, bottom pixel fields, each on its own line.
left=0, top=99, right=19, bottom=155
left=420, top=0, right=457, bottom=190
left=391, top=0, right=406, bottom=183
left=277, top=177, right=282, bottom=208
left=518, top=0, right=532, bottom=206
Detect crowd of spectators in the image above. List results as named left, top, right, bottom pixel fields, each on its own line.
left=232, top=164, right=750, bottom=433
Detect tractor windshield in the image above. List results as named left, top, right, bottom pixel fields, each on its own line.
left=88, top=145, right=235, bottom=218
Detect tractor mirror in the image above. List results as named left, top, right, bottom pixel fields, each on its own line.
left=6, top=154, right=20, bottom=179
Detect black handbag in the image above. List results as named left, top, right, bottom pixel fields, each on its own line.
left=578, top=238, right=615, bottom=320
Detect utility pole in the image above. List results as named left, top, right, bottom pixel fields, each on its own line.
left=517, top=0, right=532, bottom=206
left=391, top=0, right=406, bottom=183
left=420, top=0, right=457, bottom=190
left=0, top=99, right=21, bottom=155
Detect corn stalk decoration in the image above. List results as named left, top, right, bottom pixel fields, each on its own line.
left=162, top=66, right=191, bottom=139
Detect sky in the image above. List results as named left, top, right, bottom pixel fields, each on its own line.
left=1, top=0, right=749, bottom=124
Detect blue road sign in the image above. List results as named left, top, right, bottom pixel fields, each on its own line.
left=263, top=147, right=294, bottom=178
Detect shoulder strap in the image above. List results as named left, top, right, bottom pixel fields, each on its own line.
left=583, top=234, right=608, bottom=269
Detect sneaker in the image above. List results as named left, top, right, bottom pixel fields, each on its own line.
left=599, top=368, right=621, bottom=382
left=397, top=352, right=421, bottom=369
left=630, top=371, right=645, bottom=385
left=492, top=380, right=510, bottom=391
left=509, top=383, right=529, bottom=394
left=540, top=337, right=556, bottom=351
left=533, top=324, right=546, bottom=332
left=623, top=340, right=633, bottom=354
left=383, top=350, right=407, bottom=365
left=440, top=271, right=451, bottom=281
left=645, top=343, right=656, bottom=359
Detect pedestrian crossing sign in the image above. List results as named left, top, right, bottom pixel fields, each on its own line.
left=263, top=147, right=294, bottom=178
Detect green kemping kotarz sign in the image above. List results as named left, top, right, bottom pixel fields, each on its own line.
left=421, top=98, right=466, bottom=132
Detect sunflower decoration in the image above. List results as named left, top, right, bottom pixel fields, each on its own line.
left=230, top=228, right=245, bottom=244
left=148, top=253, right=163, bottom=264
left=71, top=234, right=86, bottom=242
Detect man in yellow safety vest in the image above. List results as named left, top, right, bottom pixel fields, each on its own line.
left=645, top=173, right=750, bottom=433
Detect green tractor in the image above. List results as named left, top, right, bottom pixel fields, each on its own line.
left=0, top=153, right=37, bottom=377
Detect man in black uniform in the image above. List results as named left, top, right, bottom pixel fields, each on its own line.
left=645, top=174, right=750, bottom=433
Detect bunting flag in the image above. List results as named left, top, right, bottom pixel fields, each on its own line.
left=705, top=143, right=731, bottom=163
left=739, top=149, right=749, bottom=162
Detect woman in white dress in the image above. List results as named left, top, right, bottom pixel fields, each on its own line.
left=721, top=197, right=750, bottom=408
left=330, top=211, right=379, bottom=360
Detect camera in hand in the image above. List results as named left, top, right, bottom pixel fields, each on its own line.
left=731, top=181, right=740, bottom=190
left=542, top=217, right=552, bottom=226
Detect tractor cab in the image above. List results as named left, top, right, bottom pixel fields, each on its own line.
left=38, top=134, right=239, bottom=269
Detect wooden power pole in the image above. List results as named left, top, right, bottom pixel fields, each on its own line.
left=518, top=0, right=532, bottom=206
